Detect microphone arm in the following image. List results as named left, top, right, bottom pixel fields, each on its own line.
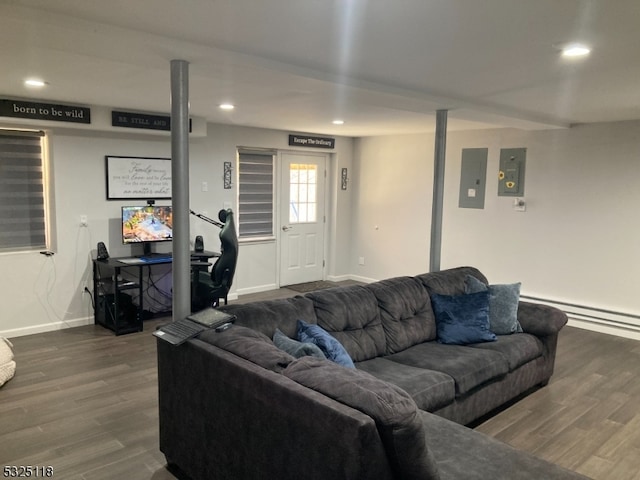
left=190, top=209, right=223, bottom=228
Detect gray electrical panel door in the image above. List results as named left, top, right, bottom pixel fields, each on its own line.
left=459, top=148, right=487, bottom=209
left=498, top=148, right=526, bottom=196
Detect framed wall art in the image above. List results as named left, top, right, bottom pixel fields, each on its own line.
left=105, top=155, right=172, bottom=200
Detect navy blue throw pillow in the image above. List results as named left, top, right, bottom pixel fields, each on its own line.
left=430, top=291, right=496, bottom=345
left=296, top=320, right=355, bottom=368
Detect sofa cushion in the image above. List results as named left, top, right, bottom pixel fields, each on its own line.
left=465, top=275, right=523, bottom=335
left=219, top=296, right=316, bottom=338
left=468, top=334, right=544, bottom=371
left=419, top=411, right=590, bottom=479
left=416, top=267, right=488, bottom=296
left=366, top=276, right=437, bottom=353
left=386, top=342, right=509, bottom=395
left=297, top=320, right=355, bottom=368
left=199, top=325, right=294, bottom=373
left=356, top=357, right=455, bottom=412
left=430, top=291, right=497, bottom=345
left=283, top=356, right=441, bottom=480
left=273, top=328, right=326, bottom=360
left=306, top=285, right=387, bottom=362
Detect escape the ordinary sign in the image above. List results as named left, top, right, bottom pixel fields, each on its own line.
left=0, top=99, right=90, bottom=124
left=288, top=134, right=335, bottom=149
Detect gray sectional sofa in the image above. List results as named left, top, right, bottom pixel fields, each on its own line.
left=157, top=266, right=589, bottom=479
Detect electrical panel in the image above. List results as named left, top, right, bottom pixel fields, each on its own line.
left=459, top=148, right=487, bottom=209
left=498, top=148, right=526, bottom=196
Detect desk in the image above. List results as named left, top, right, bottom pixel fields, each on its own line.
left=92, top=250, right=219, bottom=335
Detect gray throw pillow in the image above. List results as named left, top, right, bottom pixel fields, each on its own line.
left=465, top=275, right=523, bottom=335
left=273, top=328, right=326, bottom=360
left=198, top=326, right=294, bottom=373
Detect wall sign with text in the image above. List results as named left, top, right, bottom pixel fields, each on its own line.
left=288, top=134, right=335, bottom=149
left=112, top=110, right=192, bottom=132
left=105, top=156, right=172, bottom=200
left=0, top=99, right=90, bottom=124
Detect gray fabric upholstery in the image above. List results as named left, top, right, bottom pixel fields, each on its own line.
left=518, top=301, right=568, bottom=336
left=158, top=339, right=395, bottom=480
left=387, top=342, right=510, bottom=395
left=356, top=357, right=455, bottom=411
left=416, top=266, right=488, bottom=296
left=468, top=333, right=544, bottom=371
left=198, top=325, right=294, bottom=373
left=273, top=328, right=326, bottom=359
left=284, top=356, right=441, bottom=480
left=420, top=411, right=591, bottom=479
left=158, top=266, right=573, bottom=480
left=366, top=276, right=438, bottom=353
left=306, top=285, right=387, bottom=362
left=219, top=295, right=316, bottom=338
left=433, top=356, right=550, bottom=426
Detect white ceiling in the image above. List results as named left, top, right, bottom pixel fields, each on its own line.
left=1, top=0, right=639, bottom=137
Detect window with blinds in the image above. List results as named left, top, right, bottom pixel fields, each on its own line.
left=0, top=130, right=47, bottom=251
left=237, top=151, right=274, bottom=239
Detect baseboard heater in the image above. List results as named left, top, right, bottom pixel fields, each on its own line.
left=520, top=295, right=640, bottom=339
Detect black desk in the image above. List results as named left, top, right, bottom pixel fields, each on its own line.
left=92, top=250, right=219, bottom=335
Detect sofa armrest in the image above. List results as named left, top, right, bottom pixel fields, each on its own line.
left=517, top=301, right=568, bottom=337
left=157, top=338, right=395, bottom=480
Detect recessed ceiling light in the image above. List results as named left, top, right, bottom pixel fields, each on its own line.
left=219, top=103, right=235, bottom=110
left=332, top=119, right=345, bottom=125
left=561, top=44, right=591, bottom=57
left=24, top=78, right=47, bottom=88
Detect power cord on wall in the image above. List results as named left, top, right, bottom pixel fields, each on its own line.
left=33, top=222, right=95, bottom=329
left=84, top=286, right=95, bottom=310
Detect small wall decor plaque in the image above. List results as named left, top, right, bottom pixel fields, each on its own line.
left=224, top=161, right=233, bottom=189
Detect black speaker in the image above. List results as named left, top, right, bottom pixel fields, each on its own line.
left=97, top=242, right=109, bottom=260
left=194, top=235, right=204, bottom=252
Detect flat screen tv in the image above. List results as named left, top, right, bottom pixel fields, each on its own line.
left=122, top=205, right=173, bottom=255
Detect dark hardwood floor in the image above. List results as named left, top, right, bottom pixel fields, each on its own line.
left=1, top=284, right=639, bottom=479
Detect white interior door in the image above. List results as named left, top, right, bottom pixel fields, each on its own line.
left=279, top=152, right=326, bottom=286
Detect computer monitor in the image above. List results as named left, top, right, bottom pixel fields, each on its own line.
left=122, top=205, right=173, bottom=255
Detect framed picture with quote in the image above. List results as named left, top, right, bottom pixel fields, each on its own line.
left=105, top=155, right=171, bottom=200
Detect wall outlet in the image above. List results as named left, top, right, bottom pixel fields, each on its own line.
left=358, top=257, right=365, bottom=266
left=80, top=214, right=88, bottom=226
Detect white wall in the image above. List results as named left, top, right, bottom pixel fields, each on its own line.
left=352, top=120, right=640, bottom=337
left=351, top=134, right=435, bottom=282
left=442, top=122, right=640, bottom=312
left=0, top=121, right=353, bottom=337
left=5, top=114, right=637, bottom=338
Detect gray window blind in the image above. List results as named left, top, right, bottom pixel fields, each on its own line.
left=238, top=151, right=274, bottom=238
left=0, top=130, right=47, bottom=251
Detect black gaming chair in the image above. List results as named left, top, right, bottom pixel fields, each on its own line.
left=192, top=209, right=238, bottom=309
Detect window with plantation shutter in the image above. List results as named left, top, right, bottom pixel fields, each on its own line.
left=237, top=151, right=275, bottom=239
left=0, top=130, right=48, bottom=251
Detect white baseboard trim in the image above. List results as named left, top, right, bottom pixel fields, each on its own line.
left=521, top=295, right=640, bottom=341
left=235, top=283, right=278, bottom=296
left=326, top=274, right=352, bottom=282
left=341, top=274, right=378, bottom=284
left=567, top=318, right=640, bottom=341
left=2, top=316, right=94, bottom=339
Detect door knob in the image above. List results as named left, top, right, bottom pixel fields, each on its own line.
left=282, top=225, right=291, bottom=231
